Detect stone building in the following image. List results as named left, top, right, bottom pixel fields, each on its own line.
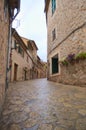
left=22, top=37, right=39, bottom=79
left=37, top=56, right=47, bottom=78
left=22, top=37, right=47, bottom=79
left=45, top=0, right=86, bottom=86
left=42, top=61, right=47, bottom=78
left=0, top=0, right=20, bottom=114
left=8, top=29, right=33, bottom=81
left=9, top=33, right=46, bottom=82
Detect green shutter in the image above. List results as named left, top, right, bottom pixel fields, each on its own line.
left=14, top=41, right=17, bottom=49
left=52, top=0, right=56, bottom=14
left=52, top=58, right=58, bottom=74
left=54, top=0, right=56, bottom=10
left=18, top=46, right=21, bottom=53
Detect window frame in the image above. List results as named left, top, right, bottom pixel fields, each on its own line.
left=50, top=54, right=60, bottom=75
left=18, top=46, right=24, bottom=58
left=52, top=0, right=56, bottom=14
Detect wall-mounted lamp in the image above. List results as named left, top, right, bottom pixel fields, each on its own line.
left=11, top=44, right=19, bottom=50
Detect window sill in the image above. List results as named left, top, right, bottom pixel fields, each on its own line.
left=50, top=73, right=60, bottom=77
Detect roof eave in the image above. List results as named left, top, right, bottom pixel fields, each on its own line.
left=44, top=0, right=50, bottom=13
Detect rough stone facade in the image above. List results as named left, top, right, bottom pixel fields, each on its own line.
left=45, top=0, right=86, bottom=86
left=9, top=30, right=33, bottom=81
left=37, top=56, right=47, bottom=78
left=0, top=0, right=9, bottom=114
left=22, top=37, right=47, bottom=79
left=9, top=31, right=47, bottom=82
left=49, top=60, right=86, bottom=86
left=0, top=0, right=20, bottom=115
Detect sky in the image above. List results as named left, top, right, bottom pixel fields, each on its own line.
left=13, top=0, right=47, bottom=62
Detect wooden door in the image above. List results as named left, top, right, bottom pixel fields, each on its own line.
left=14, top=63, right=18, bottom=81
left=24, top=70, right=27, bottom=80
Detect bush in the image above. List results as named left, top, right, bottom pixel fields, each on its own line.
left=62, top=59, right=68, bottom=65
left=61, top=52, right=86, bottom=66
left=76, top=52, right=86, bottom=60
left=66, top=54, right=75, bottom=63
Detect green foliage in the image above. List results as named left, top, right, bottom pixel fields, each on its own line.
left=76, top=52, right=86, bottom=60
left=61, top=59, right=68, bottom=66
left=61, top=52, right=86, bottom=66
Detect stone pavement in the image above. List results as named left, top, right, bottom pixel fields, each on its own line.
left=0, top=78, right=86, bottom=130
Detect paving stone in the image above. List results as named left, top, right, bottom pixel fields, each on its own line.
left=59, top=119, right=74, bottom=129
left=0, top=125, right=8, bottom=130
left=2, top=109, right=13, bottom=116
left=78, top=109, right=86, bottom=116
left=23, top=124, right=39, bottom=130
left=76, top=118, right=86, bottom=130
left=23, top=106, right=31, bottom=113
left=74, top=92, right=86, bottom=98
left=69, top=111, right=79, bottom=120
left=9, top=124, right=21, bottom=130
left=10, top=100, right=23, bottom=105
left=54, top=127, right=66, bottom=130
left=63, top=102, right=72, bottom=107
left=38, top=124, right=53, bottom=130
left=24, top=119, right=38, bottom=128
left=0, top=79, right=86, bottom=130
left=29, top=112, right=40, bottom=119
left=10, top=111, right=28, bottom=123
left=8, top=104, right=24, bottom=112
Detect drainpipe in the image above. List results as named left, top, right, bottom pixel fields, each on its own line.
left=5, top=23, right=12, bottom=91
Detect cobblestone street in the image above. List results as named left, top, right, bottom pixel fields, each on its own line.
left=0, top=78, right=86, bottom=130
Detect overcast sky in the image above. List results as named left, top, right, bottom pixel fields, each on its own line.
left=13, top=0, right=47, bottom=62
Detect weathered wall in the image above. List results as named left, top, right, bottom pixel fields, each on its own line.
left=47, top=0, right=86, bottom=54
left=0, top=1, right=9, bottom=113
left=48, top=20, right=86, bottom=86
left=49, top=60, right=86, bottom=86
left=60, top=60, right=86, bottom=86
left=47, top=0, right=86, bottom=86
left=10, top=38, right=33, bottom=81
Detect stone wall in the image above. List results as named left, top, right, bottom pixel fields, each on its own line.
left=10, top=37, right=33, bottom=81
left=47, top=0, right=86, bottom=54
left=48, top=21, right=86, bottom=86
left=49, top=60, right=86, bottom=86
left=47, top=0, right=86, bottom=86
left=61, top=60, right=86, bottom=86
left=0, top=1, right=9, bottom=113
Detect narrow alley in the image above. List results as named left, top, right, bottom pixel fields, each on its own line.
left=0, top=79, right=86, bottom=130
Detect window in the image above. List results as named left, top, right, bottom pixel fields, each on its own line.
left=18, top=46, right=24, bottom=57
left=52, top=28, right=56, bottom=41
left=52, top=0, right=56, bottom=14
left=14, top=40, right=24, bottom=57
left=14, top=40, right=18, bottom=49
left=52, top=54, right=59, bottom=74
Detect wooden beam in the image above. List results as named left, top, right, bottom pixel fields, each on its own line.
left=9, top=0, right=19, bottom=8
left=44, top=0, right=50, bottom=13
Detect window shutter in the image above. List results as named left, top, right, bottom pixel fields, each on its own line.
left=52, top=0, right=56, bottom=14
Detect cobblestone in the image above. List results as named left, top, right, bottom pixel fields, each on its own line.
left=0, top=79, right=86, bottom=130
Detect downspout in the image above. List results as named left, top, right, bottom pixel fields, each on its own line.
left=5, top=23, right=12, bottom=90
